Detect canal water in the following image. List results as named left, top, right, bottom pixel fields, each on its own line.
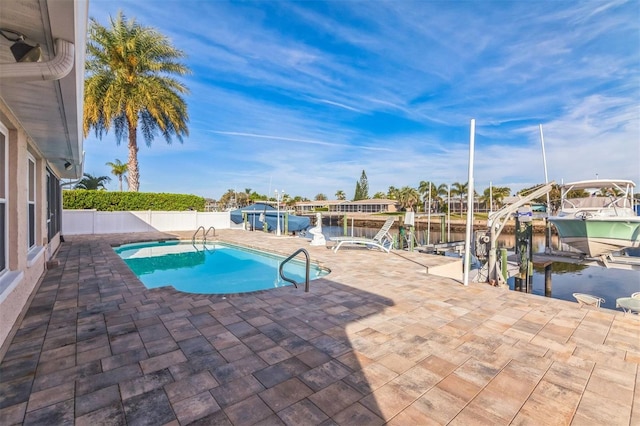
left=311, top=225, right=640, bottom=312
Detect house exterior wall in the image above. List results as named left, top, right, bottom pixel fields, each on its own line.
left=0, top=107, right=60, bottom=355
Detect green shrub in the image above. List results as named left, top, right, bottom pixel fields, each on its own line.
left=63, top=190, right=205, bottom=212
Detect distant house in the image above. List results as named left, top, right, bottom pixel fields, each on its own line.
left=294, top=199, right=399, bottom=214
left=0, top=0, right=88, bottom=352
left=294, top=200, right=343, bottom=214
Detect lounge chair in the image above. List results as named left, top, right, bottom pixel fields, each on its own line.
left=330, top=216, right=395, bottom=253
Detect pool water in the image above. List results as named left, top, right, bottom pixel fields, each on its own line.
left=114, top=241, right=329, bottom=294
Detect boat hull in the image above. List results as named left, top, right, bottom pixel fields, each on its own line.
left=230, top=204, right=310, bottom=232
left=548, top=217, right=640, bottom=257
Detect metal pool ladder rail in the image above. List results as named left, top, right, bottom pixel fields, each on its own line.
left=192, top=226, right=216, bottom=244
left=279, top=248, right=311, bottom=292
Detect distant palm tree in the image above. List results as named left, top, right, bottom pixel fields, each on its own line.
left=335, top=190, right=346, bottom=200
left=74, top=173, right=111, bottom=190
left=397, top=186, right=421, bottom=211
left=451, top=182, right=468, bottom=214
left=105, top=159, right=128, bottom=191
left=315, top=193, right=327, bottom=201
left=491, top=186, right=511, bottom=209
left=372, top=191, right=386, bottom=199
left=83, top=12, right=190, bottom=192
left=387, top=186, right=399, bottom=200
left=418, top=181, right=447, bottom=212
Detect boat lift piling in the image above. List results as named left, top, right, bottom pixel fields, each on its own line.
left=514, top=208, right=534, bottom=293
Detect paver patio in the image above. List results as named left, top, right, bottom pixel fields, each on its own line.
left=0, top=230, right=638, bottom=425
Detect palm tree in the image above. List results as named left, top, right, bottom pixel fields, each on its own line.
left=491, top=186, right=511, bottom=209
left=335, top=190, right=346, bottom=200
left=83, top=12, right=190, bottom=192
left=397, top=186, right=421, bottom=211
left=451, top=181, right=468, bottom=214
left=74, top=173, right=111, bottom=190
left=387, top=186, right=399, bottom=200
left=418, top=181, right=446, bottom=212
left=105, top=159, right=128, bottom=191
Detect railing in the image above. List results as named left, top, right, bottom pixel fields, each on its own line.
left=192, top=226, right=205, bottom=244
left=279, top=248, right=311, bottom=292
left=192, top=226, right=217, bottom=245
left=204, top=226, right=216, bottom=240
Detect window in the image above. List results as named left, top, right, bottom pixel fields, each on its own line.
left=0, top=126, right=6, bottom=274
left=46, top=169, right=60, bottom=241
left=27, top=154, right=36, bottom=249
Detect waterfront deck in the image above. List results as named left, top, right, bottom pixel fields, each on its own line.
left=0, top=230, right=638, bottom=425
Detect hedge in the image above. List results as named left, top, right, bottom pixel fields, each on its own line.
left=63, top=190, right=206, bottom=212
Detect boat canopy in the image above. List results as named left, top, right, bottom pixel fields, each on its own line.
left=230, top=203, right=310, bottom=232
left=561, top=179, right=636, bottom=190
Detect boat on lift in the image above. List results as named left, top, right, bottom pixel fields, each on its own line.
left=230, top=203, right=310, bottom=233
left=548, top=179, right=640, bottom=258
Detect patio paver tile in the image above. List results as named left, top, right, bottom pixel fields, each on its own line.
left=26, top=381, right=74, bottom=413
left=119, top=368, right=174, bottom=400
left=123, top=388, right=176, bottom=425
left=75, top=384, right=121, bottom=417
left=23, top=399, right=74, bottom=425
left=139, top=349, right=187, bottom=375
left=171, top=390, right=221, bottom=425
left=259, top=377, right=314, bottom=412
left=164, top=370, right=218, bottom=403
left=224, top=394, right=273, bottom=425
left=210, top=374, right=266, bottom=408
left=331, top=402, right=385, bottom=426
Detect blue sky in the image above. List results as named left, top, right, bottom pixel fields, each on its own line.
left=84, top=0, right=639, bottom=200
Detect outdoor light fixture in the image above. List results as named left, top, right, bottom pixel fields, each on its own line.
left=0, top=28, right=42, bottom=62
left=64, top=161, right=72, bottom=171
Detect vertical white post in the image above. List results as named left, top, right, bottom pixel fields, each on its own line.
left=447, top=184, right=451, bottom=242
left=539, top=125, right=550, bottom=206
left=427, top=184, right=431, bottom=245
left=489, top=181, right=493, bottom=214
left=463, top=119, right=476, bottom=286
left=539, top=124, right=552, bottom=252
left=275, top=190, right=282, bottom=236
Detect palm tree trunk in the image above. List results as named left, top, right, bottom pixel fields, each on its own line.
left=118, top=176, right=123, bottom=192
left=127, top=120, right=140, bottom=192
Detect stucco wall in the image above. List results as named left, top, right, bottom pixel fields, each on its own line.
left=0, top=112, right=55, bottom=358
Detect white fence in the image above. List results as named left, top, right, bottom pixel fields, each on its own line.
left=62, top=210, right=234, bottom=235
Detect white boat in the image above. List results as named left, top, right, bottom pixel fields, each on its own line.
left=548, top=179, right=640, bottom=257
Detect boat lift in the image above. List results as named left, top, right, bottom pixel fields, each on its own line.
left=482, top=182, right=555, bottom=286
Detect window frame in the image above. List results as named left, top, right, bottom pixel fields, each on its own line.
left=0, top=123, right=7, bottom=276
left=27, top=153, right=36, bottom=250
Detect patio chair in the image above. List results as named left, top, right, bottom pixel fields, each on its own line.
left=573, top=293, right=605, bottom=308
left=330, top=216, right=395, bottom=253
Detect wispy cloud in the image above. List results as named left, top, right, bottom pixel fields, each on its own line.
left=85, top=0, right=639, bottom=198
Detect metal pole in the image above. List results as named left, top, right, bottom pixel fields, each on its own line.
left=427, top=185, right=431, bottom=245
left=447, top=185, right=451, bottom=243
left=489, top=181, right=493, bottom=214
left=463, top=119, right=475, bottom=286
left=275, top=190, right=283, bottom=236
left=539, top=124, right=552, bottom=254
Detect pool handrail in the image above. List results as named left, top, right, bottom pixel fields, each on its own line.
left=192, top=226, right=216, bottom=245
left=192, top=226, right=205, bottom=245
left=279, top=248, right=311, bottom=292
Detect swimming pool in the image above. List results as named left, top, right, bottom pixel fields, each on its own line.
left=114, top=240, right=329, bottom=294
